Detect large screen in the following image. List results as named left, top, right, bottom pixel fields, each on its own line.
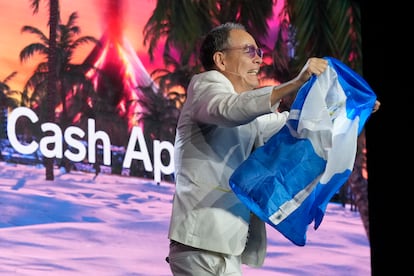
left=0, top=1, right=371, bottom=275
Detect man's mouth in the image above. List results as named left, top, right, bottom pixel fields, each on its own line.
left=247, top=69, right=259, bottom=75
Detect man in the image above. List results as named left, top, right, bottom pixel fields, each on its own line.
left=167, top=22, right=328, bottom=275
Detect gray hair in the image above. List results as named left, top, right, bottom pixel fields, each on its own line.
left=199, top=22, right=246, bottom=70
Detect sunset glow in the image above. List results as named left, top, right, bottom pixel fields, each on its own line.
left=0, top=0, right=159, bottom=92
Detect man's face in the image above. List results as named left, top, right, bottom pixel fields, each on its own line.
left=219, top=29, right=263, bottom=93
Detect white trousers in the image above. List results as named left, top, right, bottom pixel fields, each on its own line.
left=167, top=240, right=242, bottom=276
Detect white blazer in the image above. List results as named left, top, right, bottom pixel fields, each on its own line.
left=168, top=70, right=288, bottom=267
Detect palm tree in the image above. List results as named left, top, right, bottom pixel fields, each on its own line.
left=26, top=0, right=59, bottom=180
left=143, top=0, right=274, bottom=91
left=0, top=72, right=21, bottom=160
left=21, top=12, right=99, bottom=125
left=0, top=72, right=21, bottom=111
left=0, top=71, right=34, bottom=146
left=21, top=5, right=99, bottom=175
left=136, top=85, right=181, bottom=143
left=127, top=83, right=181, bottom=180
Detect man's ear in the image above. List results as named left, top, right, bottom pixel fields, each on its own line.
left=213, top=51, right=226, bottom=71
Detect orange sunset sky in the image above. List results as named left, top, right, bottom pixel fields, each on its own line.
left=0, top=0, right=162, bottom=91
left=0, top=0, right=282, bottom=92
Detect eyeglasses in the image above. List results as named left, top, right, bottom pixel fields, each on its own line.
left=221, top=45, right=263, bottom=59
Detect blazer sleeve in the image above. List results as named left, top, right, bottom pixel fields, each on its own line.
left=188, top=71, right=276, bottom=127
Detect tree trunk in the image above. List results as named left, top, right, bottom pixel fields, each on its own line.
left=45, top=0, right=59, bottom=180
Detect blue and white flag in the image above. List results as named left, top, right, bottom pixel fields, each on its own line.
left=229, top=57, right=377, bottom=246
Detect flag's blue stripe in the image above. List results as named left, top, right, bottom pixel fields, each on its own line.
left=330, top=57, right=376, bottom=133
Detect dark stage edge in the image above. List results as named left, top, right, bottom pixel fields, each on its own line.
left=362, top=2, right=406, bottom=275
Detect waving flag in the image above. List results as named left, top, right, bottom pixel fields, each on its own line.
left=229, top=57, right=377, bottom=246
